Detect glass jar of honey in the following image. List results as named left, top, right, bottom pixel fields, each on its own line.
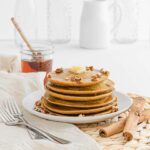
left=21, top=47, right=53, bottom=73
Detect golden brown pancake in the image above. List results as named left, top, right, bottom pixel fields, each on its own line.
left=46, top=79, right=114, bottom=95
left=42, top=97, right=117, bottom=115
left=45, top=90, right=113, bottom=101
left=47, top=68, right=108, bottom=87
left=42, top=96, right=116, bottom=108
left=41, top=100, right=114, bottom=116
left=34, top=66, right=118, bottom=117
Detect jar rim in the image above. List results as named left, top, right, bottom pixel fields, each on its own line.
left=21, top=49, right=54, bottom=56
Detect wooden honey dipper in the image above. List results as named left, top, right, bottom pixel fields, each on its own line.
left=11, top=17, right=52, bottom=72
left=11, top=17, right=35, bottom=52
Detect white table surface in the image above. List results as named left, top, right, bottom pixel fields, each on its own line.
left=0, top=40, right=150, bottom=97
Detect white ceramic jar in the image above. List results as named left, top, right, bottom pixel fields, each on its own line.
left=80, top=0, right=110, bottom=49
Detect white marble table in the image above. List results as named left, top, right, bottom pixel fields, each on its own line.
left=0, top=40, right=150, bottom=97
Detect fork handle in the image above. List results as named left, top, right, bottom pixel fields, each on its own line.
left=19, top=121, right=70, bottom=144
left=22, top=122, right=55, bottom=142
left=18, top=116, right=70, bottom=144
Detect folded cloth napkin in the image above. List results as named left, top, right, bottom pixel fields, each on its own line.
left=0, top=72, right=101, bottom=150
left=0, top=54, right=20, bottom=72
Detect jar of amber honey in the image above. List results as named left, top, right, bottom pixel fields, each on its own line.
left=21, top=47, right=53, bottom=73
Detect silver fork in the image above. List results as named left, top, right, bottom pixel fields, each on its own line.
left=3, top=97, right=40, bottom=140
left=0, top=106, right=56, bottom=143
left=4, top=98, right=44, bottom=139
left=2, top=97, right=70, bottom=144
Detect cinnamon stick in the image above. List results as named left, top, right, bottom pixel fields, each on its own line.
left=123, top=97, right=145, bottom=141
left=99, top=118, right=126, bottom=137
left=99, top=109, right=150, bottom=137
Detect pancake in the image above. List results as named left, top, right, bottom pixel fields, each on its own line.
left=45, top=90, right=113, bottom=101
left=42, top=97, right=117, bottom=115
left=34, top=66, right=118, bottom=117
left=42, top=96, right=116, bottom=108
left=39, top=98, right=117, bottom=116
left=47, top=67, right=109, bottom=87
left=46, top=79, right=114, bottom=95
left=44, top=106, right=113, bottom=116
left=40, top=100, right=114, bottom=116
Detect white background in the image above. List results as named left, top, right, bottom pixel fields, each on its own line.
left=0, top=0, right=150, bottom=41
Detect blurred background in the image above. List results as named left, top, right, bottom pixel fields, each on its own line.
left=1, top=0, right=150, bottom=42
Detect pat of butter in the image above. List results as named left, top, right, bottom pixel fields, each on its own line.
left=69, top=66, right=86, bottom=74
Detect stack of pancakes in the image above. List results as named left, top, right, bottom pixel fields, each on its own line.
left=39, top=66, right=118, bottom=116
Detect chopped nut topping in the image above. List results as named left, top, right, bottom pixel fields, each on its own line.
left=112, top=106, right=118, bottom=112
left=91, top=75, right=98, bottom=81
left=78, top=114, right=85, bottom=117
left=34, top=107, right=41, bottom=112
left=86, top=66, right=94, bottom=71
left=71, top=75, right=82, bottom=83
left=96, top=73, right=102, bottom=78
left=100, top=68, right=110, bottom=76
left=35, top=100, right=41, bottom=107
left=41, top=108, right=48, bottom=114
left=55, top=68, right=63, bottom=74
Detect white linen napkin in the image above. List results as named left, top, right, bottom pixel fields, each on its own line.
left=0, top=72, right=101, bottom=150
left=0, top=54, right=20, bottom=72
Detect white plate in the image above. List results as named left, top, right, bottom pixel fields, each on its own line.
left=23, top=90, right=132, bottom=124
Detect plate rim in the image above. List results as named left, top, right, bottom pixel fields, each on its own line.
left=22, top=90, right=132, bottom=124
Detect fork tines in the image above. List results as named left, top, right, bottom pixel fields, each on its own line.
left=0, top=105, right=16, bottom=123
left=4, top=96, right=21, bottom=115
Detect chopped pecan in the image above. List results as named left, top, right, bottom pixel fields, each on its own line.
left=41, top=108, right=48, bottom=114
left=91, top=75, right=98, bottom=81
left=100, top=68, right=110, bottom=76
left=112, top=106, right=118, bottom=112
left=55, top=68, right=63, bottom=74
left=86, top=66, right=94, bottom=71
left=96, top=73, right=102, bottom=78
left=71, top=76, right=82, bottom=83
left=78, top=114, right=85, bottom=117
left=70, top=76, right=75, bottom=82
left=34, top=107, right=41, bottom=112
left=35, top=100, right=41, bottom=107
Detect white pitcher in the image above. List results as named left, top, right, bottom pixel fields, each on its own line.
left=80, top=0, right=113, bottom=49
